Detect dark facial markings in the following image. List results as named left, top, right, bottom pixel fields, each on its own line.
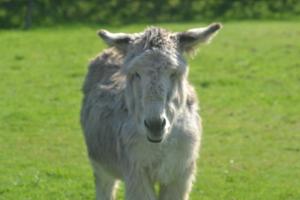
left=134, top=72, right=141, bottom=79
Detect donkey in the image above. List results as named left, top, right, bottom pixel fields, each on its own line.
left=80, top=23, right=222, bottom=200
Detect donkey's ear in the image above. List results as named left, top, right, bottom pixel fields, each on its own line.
left=177, top=23, right=222, bottom=53
left=97, top=29, right=132, bottom=51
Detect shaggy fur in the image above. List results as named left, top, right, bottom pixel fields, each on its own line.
left=81, top=24, right=221, bottom=200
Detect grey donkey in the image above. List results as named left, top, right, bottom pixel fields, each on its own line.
left=80, top=23, right=222, bottom=200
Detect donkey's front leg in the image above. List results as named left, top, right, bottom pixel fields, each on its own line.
left=159, top=163, right=196, bottom=200
left=124, top=172, right=157, bottom=200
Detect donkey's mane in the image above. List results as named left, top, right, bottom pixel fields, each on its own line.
left=139, top=27, right=177, bottom=51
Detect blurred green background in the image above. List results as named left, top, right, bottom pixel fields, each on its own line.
left=1, top=1, right=300, bottom=200
left=1, top=0, right=300, bottom=29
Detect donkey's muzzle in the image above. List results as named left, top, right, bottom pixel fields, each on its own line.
left=144, top=118, right=166, bottom=134
left=144, top=118, right=166, bottom=143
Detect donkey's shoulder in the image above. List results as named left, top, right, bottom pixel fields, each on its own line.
left=82, top=47, right=124, bottom=94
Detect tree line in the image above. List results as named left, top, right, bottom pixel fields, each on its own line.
left=1, top=0, right=299, bottom=29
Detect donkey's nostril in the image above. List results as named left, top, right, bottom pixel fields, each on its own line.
left=144, top=118, right=166, bottom=133
left=144, top=120, right=150, bottom=129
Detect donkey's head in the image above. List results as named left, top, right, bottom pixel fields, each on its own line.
left=99, top=23, right=222, bottom=143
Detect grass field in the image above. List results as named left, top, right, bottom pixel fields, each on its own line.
left=0, top=21, right=300, bottom=200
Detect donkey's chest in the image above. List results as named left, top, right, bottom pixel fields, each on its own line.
left=150, top=143, right=188, bottom=184
left=131, top=133, right=198, bottom=184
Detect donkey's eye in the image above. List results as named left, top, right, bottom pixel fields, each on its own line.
left=134, top=72, right=141, bottom=79
left=170, top=72, right=177, bottom=79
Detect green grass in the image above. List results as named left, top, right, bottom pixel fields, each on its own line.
left=0, top=21, right=300, bottom=200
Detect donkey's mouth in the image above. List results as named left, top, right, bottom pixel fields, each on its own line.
left=147, top=136, right=162, bottom=143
